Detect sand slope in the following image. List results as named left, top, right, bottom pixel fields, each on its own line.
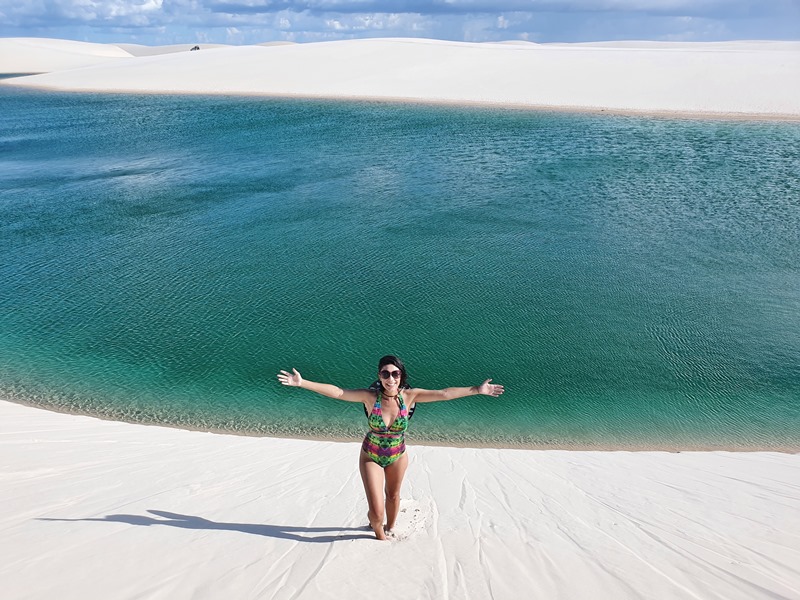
left=1, top=400, right=798, bottom=599
left=114, top=43, right=231, bottom=57
left=3, top=38, right=800, bottom=117
left=0, top=38, right=133, bottom=74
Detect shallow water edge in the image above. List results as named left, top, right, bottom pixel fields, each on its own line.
left=3, top=83, right=800, bottom=123
left=7, top=397, right=798, bottom=453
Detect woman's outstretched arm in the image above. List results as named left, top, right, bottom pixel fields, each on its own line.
left=277, top=368, right=374, bottom=403
left=406, top=378, right=504, bottom=404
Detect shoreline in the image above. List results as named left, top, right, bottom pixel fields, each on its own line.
left=6, top=397, right=798, bottom=454
left=6, top=84, right=800, bottom=124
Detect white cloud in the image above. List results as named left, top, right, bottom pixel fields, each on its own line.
left=60, top=0, right=164, bottom=21
left=0, top=0, right=796, bottom=44
left=322, top=12, right=431, bottom=36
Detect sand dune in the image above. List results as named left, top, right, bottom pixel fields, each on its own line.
left=2, top=400, right=799, bottom=599
left=0, top=37, right=132, bottom=74
left=114, top=43, right=230, bottom=57
left=3, top=37, right=799, bottom=117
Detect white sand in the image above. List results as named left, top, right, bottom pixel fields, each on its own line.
left=114, top=43, right=231, bottom=57
left=2, top=37, right=799, bottom=117
left=2, top=400, right=798, bottom=599
left=0, top=38, right=133, bottom=74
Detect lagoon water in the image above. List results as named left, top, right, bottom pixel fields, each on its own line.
left=1, top=87, right=798, bottom=449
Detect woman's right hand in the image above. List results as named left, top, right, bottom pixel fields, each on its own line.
left=277, top=368, right=303, bottom=387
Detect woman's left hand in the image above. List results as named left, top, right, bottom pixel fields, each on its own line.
left=478, top=379, right=504, bottom=397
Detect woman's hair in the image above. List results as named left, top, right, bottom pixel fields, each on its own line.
left=371, top=354, right=409, bottom=390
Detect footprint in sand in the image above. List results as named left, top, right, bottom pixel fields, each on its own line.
left=362, top=498, right=433, bottom=541
left=387, top=498, right=432, bottom=541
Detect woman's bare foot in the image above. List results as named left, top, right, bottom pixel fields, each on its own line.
left=368, top=516, right=387, bottom=540
left=371, top=523, right=387, bottom=540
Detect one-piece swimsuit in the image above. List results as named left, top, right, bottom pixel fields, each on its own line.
left=361, top=393, right=409, bottom=468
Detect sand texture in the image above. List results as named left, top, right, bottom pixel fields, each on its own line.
left=2, top=37, right=799, bottom=117
left=0, top=38, right=133, bottom=74
left=2, top=401, right=799, bottom=599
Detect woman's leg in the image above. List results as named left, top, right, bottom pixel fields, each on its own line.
left=383, top=451, right=409, bottom=533
left=359, top=452, right=388, bottom=540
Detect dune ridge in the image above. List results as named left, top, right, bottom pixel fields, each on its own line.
left=2, top=37, right=799, bottom=117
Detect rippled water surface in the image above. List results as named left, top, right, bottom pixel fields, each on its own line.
left=1, top=87, right=799, bottom=449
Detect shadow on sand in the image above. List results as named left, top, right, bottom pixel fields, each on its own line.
left=39, top=509, right=375, bottom=543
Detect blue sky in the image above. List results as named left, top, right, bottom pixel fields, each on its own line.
left=1, top=0, right=798, bottom=45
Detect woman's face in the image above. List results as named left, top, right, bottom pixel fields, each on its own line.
left=378, top=364, right=403, bottom=393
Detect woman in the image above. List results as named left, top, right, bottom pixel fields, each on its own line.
left=277, top=355, right=504, bottom=540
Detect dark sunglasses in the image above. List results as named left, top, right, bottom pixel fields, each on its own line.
left=379, top=369, right=402, bottom=380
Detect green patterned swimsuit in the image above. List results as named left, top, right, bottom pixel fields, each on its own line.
left=361, top=393, right=409, bottom=468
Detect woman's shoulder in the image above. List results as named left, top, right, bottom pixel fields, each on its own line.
left=361, top=387, right=381, bottom=417
left=363, top=384, right=381, bottom=402
left=399, top=386, right=421, bottom=407
left=400, top=385, right=418, bottom=397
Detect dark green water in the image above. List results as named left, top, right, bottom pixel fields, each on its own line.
left=1, top=87, right=798, bottom=449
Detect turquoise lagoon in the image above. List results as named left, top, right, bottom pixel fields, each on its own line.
left=1, top=87, right=798, bottom=449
